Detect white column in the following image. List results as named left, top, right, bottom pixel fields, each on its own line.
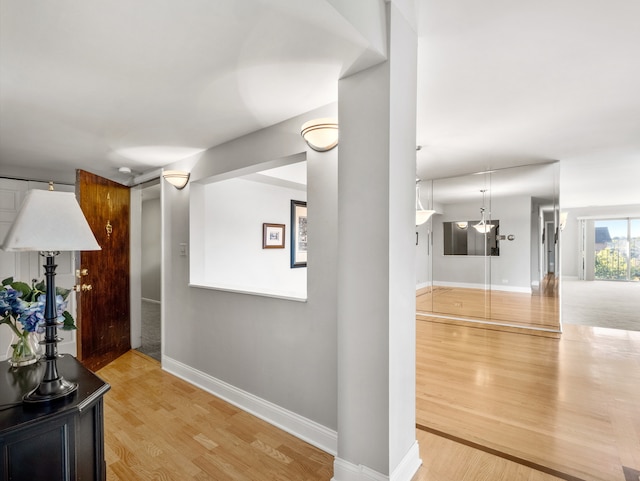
left=334, top=2, right=421, bottom=480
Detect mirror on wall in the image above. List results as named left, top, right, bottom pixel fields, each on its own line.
left=416, top=162, right=560, bottom=332
left=443, top=220, right=501, bottom=256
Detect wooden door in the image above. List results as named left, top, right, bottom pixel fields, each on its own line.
left=75, top=170, right=130, bottom=371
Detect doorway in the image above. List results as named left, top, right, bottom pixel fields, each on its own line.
left=136, top=180, right=162, bottom=361
left=563, top=216, right=640, bottom=331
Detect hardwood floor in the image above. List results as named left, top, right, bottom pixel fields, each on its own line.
left=413, top=430, right=565, bottom=481
left=98, top=351, right=333, bottom=481
left=98, top=319, right=640, bottom=480
left=416, top=317, right=640, bottom=481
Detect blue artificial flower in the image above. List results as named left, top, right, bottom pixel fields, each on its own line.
left=35, top=294, right=68, bottom=324
left=2, top=279, right=76, bottom=336
left=0, top=290, right=10, bottom=315
left=0, top=287, right=27, bottom=318
left=18, top=299, right=45, bottom=333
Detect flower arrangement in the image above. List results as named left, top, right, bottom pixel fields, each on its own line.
left=0, top=277, right=76, bottom=366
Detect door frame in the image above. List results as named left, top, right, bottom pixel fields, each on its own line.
left=129, top=175, right=164, bottom=361
left=130, top=184, right=143, bottom=351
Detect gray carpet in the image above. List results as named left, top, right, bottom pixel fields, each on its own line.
left=562, top=279, right=640, bottom=331
left=137, top=300, right=161, bottom=361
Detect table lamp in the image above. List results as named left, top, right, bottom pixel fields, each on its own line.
left=1, top=184, right=101, bottom=403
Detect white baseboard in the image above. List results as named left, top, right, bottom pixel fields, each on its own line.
left=432, top=281, right=531, bottom=294
left=333, top=458, right=389, bottom=481
left=332, top=441, right=421, bottom=481
left=141, top=297, right=161, bottom=304
left=391, top=441, right=422, bottom=481
left=162, top=356, right=337, bottom=455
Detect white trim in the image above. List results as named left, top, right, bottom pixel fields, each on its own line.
left=416, top=312, right=561, bottom=333
left=141, top=297, right=161, bottom=304
left=162, top=356, right=337, bottom=455
left=390, top=441, right=422, bottom=481
left=332, top=458, right=388, bottom=481
left=430, top=280, right=531, bottom=294
left=189, top=283, right=308, bottom=302
left=332, top=441, right=421, bottom=481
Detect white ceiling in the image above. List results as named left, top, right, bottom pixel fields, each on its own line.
left=1, top=0, right=639, bottom=208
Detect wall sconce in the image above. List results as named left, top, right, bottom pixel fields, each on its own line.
left=163, top=170, right=190, bottom=189
left=455, top=222, right=468, bottom=229
left=300, top=118, right=338, bottom=152
left=559, top=212, right=568, bottom=231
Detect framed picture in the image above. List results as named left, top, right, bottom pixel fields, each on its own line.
left=263, top=223, right=285, bottom=249
left=290, top=200, right=307, bottom=268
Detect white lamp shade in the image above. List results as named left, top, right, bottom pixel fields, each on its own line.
left=301, top=118, right=339, bottom=152
left=472, top=223, right=495, bottom=234
left=1, top=189, right=101, bottom=252
left=416, top=209, right=435, bottom=226
left=163, top=170, right=190, bottom=189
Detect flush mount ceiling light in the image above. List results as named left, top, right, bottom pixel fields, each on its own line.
left=162, top=170, right=190, bottom=189
left=473, top=189, right=495, bottom=233
left=300, top=118, right=338, bottom=152
left=416, top=179, right=435, bottom=226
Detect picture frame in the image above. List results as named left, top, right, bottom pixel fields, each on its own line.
left=263, top=223, right=285, bottom=249
left=290, top=200, right=307, bottom=268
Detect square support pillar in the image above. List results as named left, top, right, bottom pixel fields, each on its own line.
left=334, top=3, right=421, bottom=480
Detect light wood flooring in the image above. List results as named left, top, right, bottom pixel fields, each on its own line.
left=416, top=317, right=640, bottom=481
left=98, top=319, right=640, bottom=481
left=99, top=351, right=570, bottom=481
left=98, top=350, right=333, bottom=481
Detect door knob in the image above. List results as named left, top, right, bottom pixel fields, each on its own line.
left=74, top=284, right=93, bottom=292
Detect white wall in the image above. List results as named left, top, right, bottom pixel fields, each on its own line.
left=161, top=104, right=339, bottom=453
left=191, top=177, right=307, bottom=300
left=491, top=195, right=533, bottom=291
left=141, top=197, right=161, bottom=301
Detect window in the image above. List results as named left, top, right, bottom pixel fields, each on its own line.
left=594, top=218, right=640, bottom=281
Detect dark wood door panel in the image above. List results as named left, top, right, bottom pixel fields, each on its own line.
left=76, top=170, right=130, bottom=371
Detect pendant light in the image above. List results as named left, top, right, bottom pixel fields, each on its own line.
left=473, top=189, right=495, bottom=233
left=416, top=180, right=435, bottom=226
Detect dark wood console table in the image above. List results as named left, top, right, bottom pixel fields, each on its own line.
left=0, top=355, right=110, bottom=481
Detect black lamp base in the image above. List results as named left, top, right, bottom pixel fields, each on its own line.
left=23, top=375, right=77, bottom=404
left=22, top=253, right=78, bottom=405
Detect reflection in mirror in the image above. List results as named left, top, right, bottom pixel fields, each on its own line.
left=443, top=220, right=500, bottom=256
left=416, top=162, right=560, bottom=333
